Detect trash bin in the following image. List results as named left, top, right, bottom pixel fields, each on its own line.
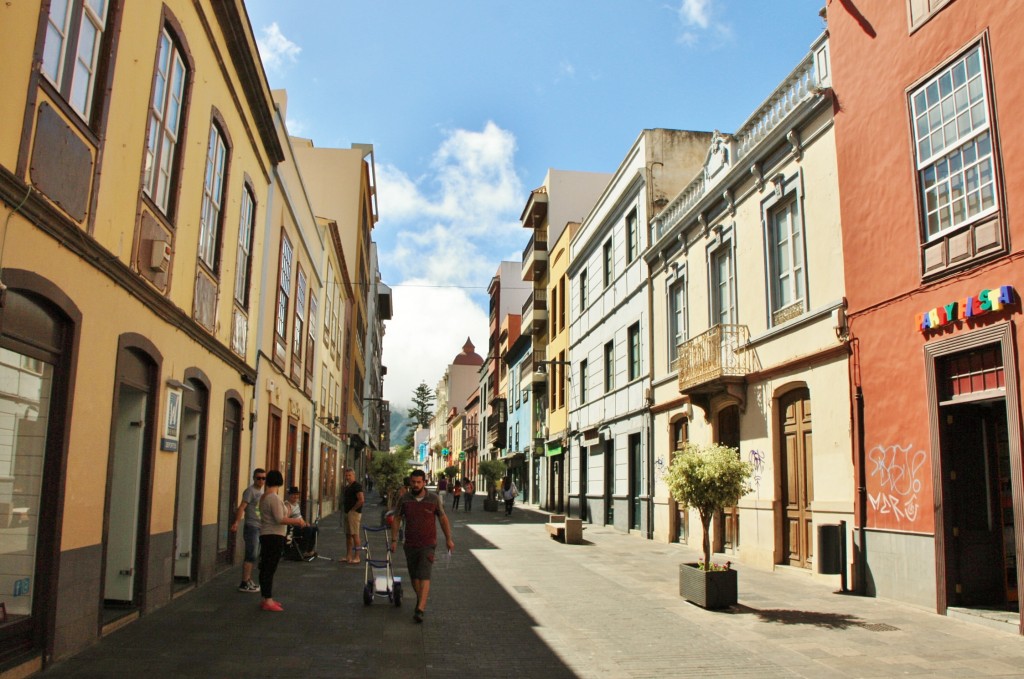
left=817, top=523, right=843, bottom=575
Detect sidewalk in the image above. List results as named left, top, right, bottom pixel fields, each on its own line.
left=41, top=494, right=1024, bottom=678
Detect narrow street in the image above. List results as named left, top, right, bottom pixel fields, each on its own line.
left=43, top=494, right=1024, bottom=679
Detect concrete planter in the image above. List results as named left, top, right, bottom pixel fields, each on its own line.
left=679, top=562, right=737, bottom=609
left=483, top=498, right=500, bottom=512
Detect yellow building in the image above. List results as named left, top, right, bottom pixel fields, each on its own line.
left=251, top=91, right=322, bottom=518
left=0, top=0, right=285, bottom=667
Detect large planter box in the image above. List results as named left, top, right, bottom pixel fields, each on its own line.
left=483, top=498, right=500, bottom=512
left=679, top=562, right=737, bottom=609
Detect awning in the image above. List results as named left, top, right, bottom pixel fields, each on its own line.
left=499, top=451, right=525, bottom=462
left=348, top=434, right=367, bottom=451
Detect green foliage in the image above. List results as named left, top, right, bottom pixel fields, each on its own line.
left=443, top=465, right=459, bottom=479
left=369, top=449, right=413, bottom=508
left=663, top=442, right=752, bottom=569
left=478, top=459, right=506, bottom=496
left=408, top=381, right=434, bottom=428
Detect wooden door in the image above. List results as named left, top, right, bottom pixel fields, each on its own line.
left=781, top=390, right=814, bottom=568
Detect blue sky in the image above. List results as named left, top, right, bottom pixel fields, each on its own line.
left=245, top=0, right=826, bottom=406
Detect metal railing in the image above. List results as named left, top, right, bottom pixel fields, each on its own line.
left=677, top=324, right=754, bottom=392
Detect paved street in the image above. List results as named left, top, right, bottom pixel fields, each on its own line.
left=44, top=494, right=1024, bottom=678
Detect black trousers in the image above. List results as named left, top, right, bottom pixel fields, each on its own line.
left=259, top=534, right=286, bottom=598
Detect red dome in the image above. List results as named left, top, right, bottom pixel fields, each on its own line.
left=452, top=337, right=483, bottom=366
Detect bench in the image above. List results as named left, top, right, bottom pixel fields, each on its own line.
left=545, top=515, right=584, bottom=544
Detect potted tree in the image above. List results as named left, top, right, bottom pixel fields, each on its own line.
left=663, top=442, right=752, bottom=609
left=368, top=449, right=413, bottom=523
left=478, top=459, right=506, bottom=512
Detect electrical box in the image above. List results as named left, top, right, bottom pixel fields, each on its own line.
left=149, top=238, right=172, bottom=272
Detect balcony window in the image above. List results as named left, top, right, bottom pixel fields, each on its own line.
left=143, top=27, right=188, bottom=216
left=626, top=209, right=638, bottom=263
left=42, top=0, right=111, bottom=122
left=579, top=269, right=588, bottom=313
left=603, top=238, right=613, bottom=288
left=579, top=359, right=588, bottom=405
left=604, top=341, right=614, bottom=393
left=628, top=322, right=641, bottom=381
left=711, top=246, right=735, bottom=326
left=768, top=196, right=805, bottom=324
left=198, top=123, right=228, bottom=272
left=668, top=277, right=686, bottom=368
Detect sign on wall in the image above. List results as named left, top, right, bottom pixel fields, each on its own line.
left=916, top=285, right=1015, bottom=333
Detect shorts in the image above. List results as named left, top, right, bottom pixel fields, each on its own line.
left=243, top=524, right=260, bottom=563
left=403, top=545, right=436, bottom=581
left=344, top=510, right=362, bottom=535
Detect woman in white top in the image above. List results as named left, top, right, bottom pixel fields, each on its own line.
left=257, top=470, right=306, bottom=611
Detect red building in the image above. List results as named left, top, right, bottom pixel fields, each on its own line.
left=828, top=0, right=1024, bottom=631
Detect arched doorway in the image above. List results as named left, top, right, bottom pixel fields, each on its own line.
left=0, top=284, right=76, bottom=661
left=779, top=388, right=813, bottom=568
left=714, top=404, right=741, bottom=553
left=103, top=338, right=159, bottom=620
left=217, top=395, right=242, bottom=566
left=173, top=372, right=208, bottom=587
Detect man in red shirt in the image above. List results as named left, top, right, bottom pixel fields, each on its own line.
left=390, top=469, right=455, bottom=623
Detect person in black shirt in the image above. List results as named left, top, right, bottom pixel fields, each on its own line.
left=342, top=468, right=364, bottom=564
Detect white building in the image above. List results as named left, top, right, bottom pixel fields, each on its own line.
left=566, top=129, right=712, bottom=534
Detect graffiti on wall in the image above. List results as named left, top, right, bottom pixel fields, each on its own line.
left=867, top=443, right=927, bottom=525
left=748, top=449, right=766, bottom=493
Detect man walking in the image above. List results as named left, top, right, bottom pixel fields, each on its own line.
left=342, top=468, right=364, bottom=564
left=390, top=469, right=455, bottom=623
left=229, top=468, right=266, bottom=592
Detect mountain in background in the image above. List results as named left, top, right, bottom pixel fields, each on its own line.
left=390, top=407, right=414, bottom=448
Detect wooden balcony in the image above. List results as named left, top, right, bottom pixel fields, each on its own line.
left=521, top=232, right=548, bottom=281
left=677, top=324, right=755, bottom=411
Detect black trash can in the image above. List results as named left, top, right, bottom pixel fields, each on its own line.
left=817, top=523, right=843, bottom=575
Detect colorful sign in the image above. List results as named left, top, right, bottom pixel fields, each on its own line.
left=916, top=285, right=1015, bottom=333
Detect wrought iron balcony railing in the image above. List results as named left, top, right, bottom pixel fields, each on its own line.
left=677, top=324, right=754, bottom=393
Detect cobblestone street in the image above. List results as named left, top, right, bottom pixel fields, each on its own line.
left=41, top=495, right=1024, bottom=678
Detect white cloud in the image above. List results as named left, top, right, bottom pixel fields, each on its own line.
left=675, top=0, right=733, bottom=47
left=256, top=22, right=301, bottom=72
left=377, top=122, right=525, bottom=408
left=558, top=60, right=576, bottom=78
left=381, top=282, right=489, bottom=408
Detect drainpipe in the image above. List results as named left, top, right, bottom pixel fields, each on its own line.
left=855, top=384, right=867, bottom=595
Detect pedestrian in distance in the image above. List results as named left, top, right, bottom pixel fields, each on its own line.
left=257, top=470, right=306, bottom=611
left=451, top=479, right=462, bottom=510
left=501, top=476, right=518, bottom=516
left=229, top=468, right=265, bottom=592
left=463, top=477, right=475, bottom=512
left=437, top=475, right=447, bottom=504
left=390, top=469, right=455, bottom=623
left=341, top=468, right=364, bottom=564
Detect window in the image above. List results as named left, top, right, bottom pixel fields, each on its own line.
left=324, top=263, right=334, bottom=343
left=234, top=186, right=255, bottom=307
left=274, top=232, right=294, bottom=353
left=558, top=276, right=566, bottom=331
left=578, top=269, right=588, bottom=312
left=913, top=45, right=995, bottom=242
left=668, top=277, right=686, bottom=367
left=711, top=247, right=735, bottom=325
left=628, top=323, right=641, bottom=381
left=144, top=27, right=188, bottom=215
left=603, top=239, right=613, bottom=287
left=42, top=0, right=110, bottom=121
left=769, top=196, right=805, bottom=323
left=559, top=350, right=567, bottom=409
left=293, top=268, right=307, bottom=358
left=579, top=359, right=588, bottom=405
left=626, top=210, right=638, bottom=263
left=550, top=288, right=557, bottom=338
left=604, top=341, right=614, bottom=393
left=198, top=124, right=228, bottom=271
left=909, top=0, right=954, bottom=30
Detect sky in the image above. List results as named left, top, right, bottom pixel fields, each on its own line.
left=244, top=0, right=827, bottom=410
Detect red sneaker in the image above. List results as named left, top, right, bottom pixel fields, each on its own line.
left=260, top=600, right=284, bottom=612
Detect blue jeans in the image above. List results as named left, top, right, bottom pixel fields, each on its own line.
left=243, top=524, right=260, bottom=563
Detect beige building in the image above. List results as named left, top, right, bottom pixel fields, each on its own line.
left=0, top=0, right=287, bottom=667
left=291, top=139, right=380, bottom=478
left=646, top=35, right=851, bottom=579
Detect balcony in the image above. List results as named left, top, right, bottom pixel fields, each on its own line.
left=521, top=233, right=548, bottom=282
left=521, top=291, right=548, bottom=336
left=677, top=324, right=756, bottom=412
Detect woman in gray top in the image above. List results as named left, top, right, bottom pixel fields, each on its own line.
left=257, top=470, right=306, bottom=611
